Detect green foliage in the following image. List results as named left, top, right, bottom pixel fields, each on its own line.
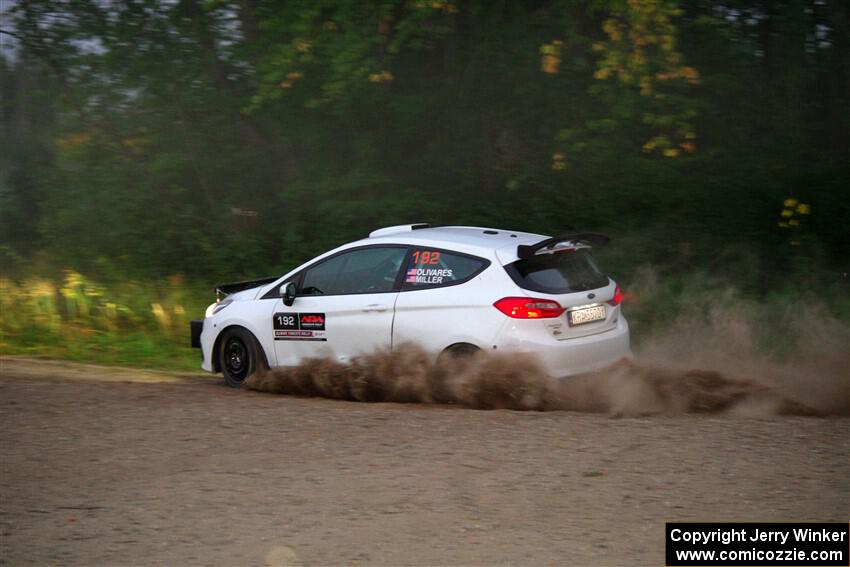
left=0, top=271, right=210, bottom=370
left=250, top=1, right=458, bottom=111
left=0, top=0, right=847, bottom=319
left=623, top=266, right=850, bottom=360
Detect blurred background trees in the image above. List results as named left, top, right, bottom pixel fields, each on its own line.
left=1, top=0, right=848, bottom=290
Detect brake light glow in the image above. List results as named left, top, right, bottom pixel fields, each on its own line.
left=493, top=297, right=566, bottom=319
left=607, top=286, right=623, bottom=306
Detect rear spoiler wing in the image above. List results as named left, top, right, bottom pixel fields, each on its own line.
left=215, top=276, right=279, bottom=299
left=517, top=233, right=610, bottom=260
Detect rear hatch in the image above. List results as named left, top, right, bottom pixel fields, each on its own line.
left=500, top=240, right=620, bottom=340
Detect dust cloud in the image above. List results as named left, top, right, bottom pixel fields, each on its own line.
left=244, top=347, right=848, bottom=418
left=245, top=299, right=850, bottom=417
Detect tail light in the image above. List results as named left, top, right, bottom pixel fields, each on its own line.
left=607, top=286, right=623, bottom=306
left=493, top=297, right=566, bottom=319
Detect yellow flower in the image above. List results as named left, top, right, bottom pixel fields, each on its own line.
left=368, top=71, right=394, bottom=84
left=294, top=39, right=312, bottom=53
left=783, top=197, right=798, bottom=208
left=781, top=209, right=793, bottom=218
left=663, top=148, right=680, bottom=158
left=788, top=219, right=800, bottom=226
left=540, top=42, right=562, bottom=74
left=542, top=54, right=560, bottom=74
left=679, top=66, right=699, bottom=80
left=602, top=19, right=622, bottom=41
left=56, top=132, right=92, bottom=149
left=796, top=203, right=811, bottom=215
left=151, top=303, right=170, bottom=329
left=551, top=152, right=566, bottom=170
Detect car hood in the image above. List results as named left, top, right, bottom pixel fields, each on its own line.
left=227, top=288, right=261, bottom=301
left=215, top=276, right=279, bottom=299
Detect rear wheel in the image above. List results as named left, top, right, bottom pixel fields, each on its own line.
left=439, top=343, right=481, bottom=363
left=219, top=327, right=265, bottom=388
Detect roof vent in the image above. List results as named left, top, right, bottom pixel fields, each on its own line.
left=368, top=223, right=430, bottom=238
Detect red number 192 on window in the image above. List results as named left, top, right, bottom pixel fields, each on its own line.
left=412, top=250, right=441, bottom=265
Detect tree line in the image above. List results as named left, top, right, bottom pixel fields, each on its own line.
left=1, top=0, right=848, bottom=292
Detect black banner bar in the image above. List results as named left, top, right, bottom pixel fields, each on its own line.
left=666, top=522, right=849, bottom=566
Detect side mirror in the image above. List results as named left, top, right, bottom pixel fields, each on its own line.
left=280, top=281, right=297, bottom=307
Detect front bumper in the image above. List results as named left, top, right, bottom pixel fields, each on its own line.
left=190, top=320, right=203, bottom=348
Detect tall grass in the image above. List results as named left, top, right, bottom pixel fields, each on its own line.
left=0, top=271, right=211, bottom=370
left=623, top=266, right=850, bottom=360
left=2, top=267, right=847, bottom=372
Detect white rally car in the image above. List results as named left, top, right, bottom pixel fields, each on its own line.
left=190, top=224, right=631, bottom=387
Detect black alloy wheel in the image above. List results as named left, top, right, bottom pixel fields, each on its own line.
left=220, top=328, right=260, bottom=388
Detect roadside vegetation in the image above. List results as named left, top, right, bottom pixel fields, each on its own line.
left=0, top=271, right=208, bottom=370
left=0, top=1, right=847, bottom=370
left=2, top=261, right=846, bottom=372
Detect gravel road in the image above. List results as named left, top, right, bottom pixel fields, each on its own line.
left=1, top=358, right=847, bottom=566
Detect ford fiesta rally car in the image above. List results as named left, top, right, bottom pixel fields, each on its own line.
left=190, top=224, right=631, bottom=387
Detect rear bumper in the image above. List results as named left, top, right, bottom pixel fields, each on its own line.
left=495, top=316, right=631, bottom=377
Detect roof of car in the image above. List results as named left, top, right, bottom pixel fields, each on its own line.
left=363, top=225, right=549, bottom=252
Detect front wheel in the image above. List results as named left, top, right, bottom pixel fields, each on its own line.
left=219, top=328, right=265, bottom=388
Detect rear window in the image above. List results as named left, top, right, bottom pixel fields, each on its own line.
left=504, top=249, right=609, bottom=294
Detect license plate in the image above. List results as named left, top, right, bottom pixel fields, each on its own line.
left=568, top=305, right=606, bottom=326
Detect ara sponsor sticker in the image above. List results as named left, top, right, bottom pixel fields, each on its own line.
left=273, top=312, right=327, bottom=340
left=298, top=313, right=325, bottom=330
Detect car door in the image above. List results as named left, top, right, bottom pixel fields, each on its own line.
left=270, top=245, right=408, bottom=366
left=392, top=246, right=494, bottom=352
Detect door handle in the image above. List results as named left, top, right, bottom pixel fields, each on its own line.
left=362, top=304, right=389, bottom=312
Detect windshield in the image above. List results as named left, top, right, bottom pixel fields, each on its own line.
left=504, top=248, right=609, bottom=294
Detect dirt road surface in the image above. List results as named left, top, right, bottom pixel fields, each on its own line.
left=1, top=357, right=848, bottom=566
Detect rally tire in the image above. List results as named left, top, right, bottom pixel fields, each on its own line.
left=219, top=327, right=266, bottom=388
left=439, top=343, right=481, bottom=362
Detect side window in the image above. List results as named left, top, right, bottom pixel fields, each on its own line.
left=300, top=247, right=407, bottom=296
left=402, top=248, right=488, bottom=290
